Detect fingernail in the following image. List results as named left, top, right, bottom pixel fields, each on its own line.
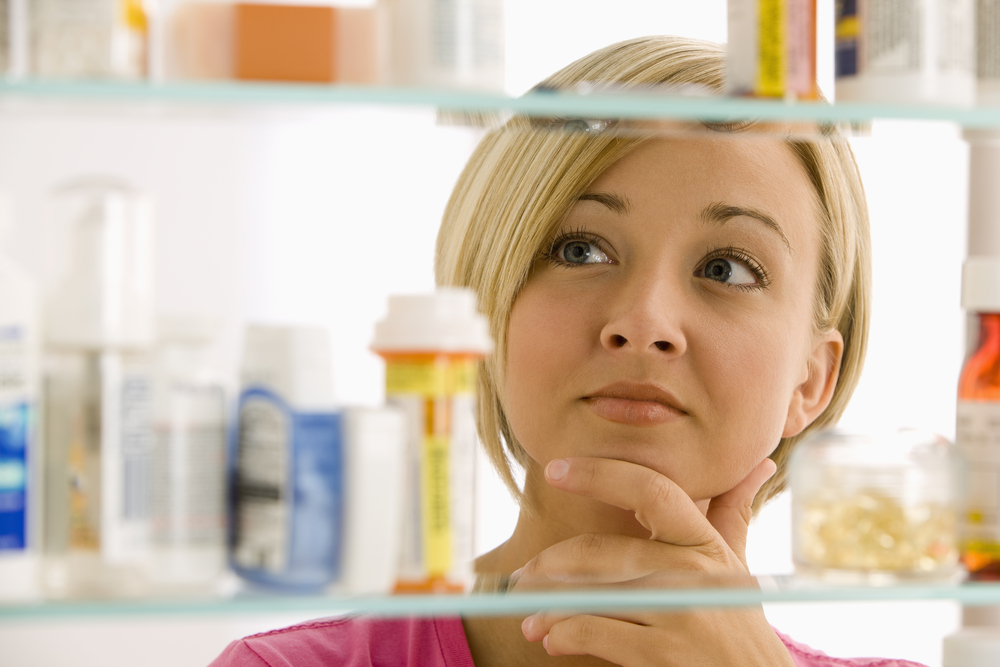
left=505, top=567, right=522, bottom=592
left=547, top=459, right=569, bottom=481
left=521, top=616, right=533, bottom=634
left=543, top=634, right=550, bottom=652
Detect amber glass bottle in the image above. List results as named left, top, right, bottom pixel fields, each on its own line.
left=957, top=258, right=1000, bottom=580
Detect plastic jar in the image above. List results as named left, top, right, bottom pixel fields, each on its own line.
left=790, top=429, right=964, bottom=583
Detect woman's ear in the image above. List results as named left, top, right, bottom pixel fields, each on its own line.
left=782, top=329, right=844, bottom=438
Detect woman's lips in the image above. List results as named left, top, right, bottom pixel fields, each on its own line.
left=583, top=396, right=685, bottom=426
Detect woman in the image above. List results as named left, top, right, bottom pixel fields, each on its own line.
left=211, top=36, right=924, bottom=667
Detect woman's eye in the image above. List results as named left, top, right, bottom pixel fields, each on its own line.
left=702, top=257, right=757, bottom=286
left=556, top=240, right=610, bottom=265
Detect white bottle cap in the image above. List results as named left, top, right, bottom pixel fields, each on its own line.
left=45, top=181, right=155, bottom=348
left=371, top=287, right=493, bottom=355
left=963, top=257, right=1000, bottom=312
left=240, top=324, right=334, bottom=411
left=943, top=628, right=1000, bottom=667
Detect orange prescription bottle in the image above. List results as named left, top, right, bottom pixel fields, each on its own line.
left=371, top=289, right=492, bottom=593
left=957, top=257, right=1000, bottom=580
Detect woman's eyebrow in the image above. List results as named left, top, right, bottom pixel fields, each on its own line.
left=578, top=192, right=631, bottom=215
left=700, top=202, right=792, bottom=254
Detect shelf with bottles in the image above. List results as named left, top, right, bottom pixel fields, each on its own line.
left=2, top=576, right=1000, bottom=622
left=5, top=79, right=1000, bottom=130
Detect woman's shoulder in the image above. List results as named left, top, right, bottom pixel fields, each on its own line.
left=776, top=629, right=928, bottom=667
left=208, top=615, right=475, bottom=667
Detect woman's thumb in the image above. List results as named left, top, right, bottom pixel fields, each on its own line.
left=705, top=458, right=777, bottom=568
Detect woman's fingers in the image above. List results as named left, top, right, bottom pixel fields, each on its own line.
left=512, top=533, right=736, bottom=589
left=534, top=614, right=662, bottom=664
left=705, top=458, right=776, bottom=568
left=521, top=610, right=649, bottom=642
left=544, top=457, right=716, bottom=548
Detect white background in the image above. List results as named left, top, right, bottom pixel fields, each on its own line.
left=0, top=0, right=973, bottom=665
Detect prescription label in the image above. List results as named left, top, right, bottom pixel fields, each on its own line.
left=957, top=400, right=1000, bottom=551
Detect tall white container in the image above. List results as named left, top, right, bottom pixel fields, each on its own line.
left=41, top=181, right=156, bottom=599
left=0, top=193, right=41, bottom=602
left=336, top=406, right=406, bottom=595
left=148, top=316, right=227, bottom=592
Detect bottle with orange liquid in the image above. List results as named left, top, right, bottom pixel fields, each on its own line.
left=371, top=289, right=492, bottom=593
left=957, top=256, right=1000, bottom=581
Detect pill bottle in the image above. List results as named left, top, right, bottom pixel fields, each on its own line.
left=0, top=193, right=41, bottom=602
left=148, top=316, right=227, bottom=592
left=41, top=180, right=156, bottom=599
left=790, top=429, right=963, bottom=583
left=834, top=0, right=975, bottom=105
left=956, top=256, right=1000, bottom=582
left=230, top=324, right=342, bottom=591
left=371, top=288, right=492, bottom=593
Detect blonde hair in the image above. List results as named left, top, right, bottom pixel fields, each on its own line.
left=435, top=36, right=871, bottom=514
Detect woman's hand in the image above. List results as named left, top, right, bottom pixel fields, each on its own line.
left=513, top=456, right=795, bottom=667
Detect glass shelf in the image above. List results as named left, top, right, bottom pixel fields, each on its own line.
left=2, top=79, right=1000, bottom=127
left=2, top=577, right=998, bottom=622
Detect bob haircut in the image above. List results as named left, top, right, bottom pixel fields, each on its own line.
left=435, top=36, right=871, bottom=514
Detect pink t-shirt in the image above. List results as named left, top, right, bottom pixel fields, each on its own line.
left=209, top=616, right=927, bottom=667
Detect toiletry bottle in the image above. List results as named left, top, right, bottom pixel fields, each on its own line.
left=230, top=325, right=342, bottom=591
left=41, top=181, right=156, bottom=599
left=31, top=0, right=147, bottom=79
left=379, top=0, right=505, bottom=91
left=835, top=0, right=975, bottom=105
left=148, top=316, right=226, bottom=592
left=957, top=256, right=1000, bottom=581
left=371, top=288, right=492, bottom=593
left=0, top=193, right=41, bottom=602
left=726, top=0, right=819, bottom=100
left=337, top=406, right=407, bottom=595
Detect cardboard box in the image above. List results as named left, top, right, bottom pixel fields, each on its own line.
left=232, top=3, right=378, bottom=84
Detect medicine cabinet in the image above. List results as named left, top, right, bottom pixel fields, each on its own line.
left=0, top=77, right=991, bottom=625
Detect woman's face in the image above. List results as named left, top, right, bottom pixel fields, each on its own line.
left=504, top=134, right=842, bottom=504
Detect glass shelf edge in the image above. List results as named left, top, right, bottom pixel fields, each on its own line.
left=2, top=582, right=998, bottom=621
left=2, top=80, right=1000, bottom=126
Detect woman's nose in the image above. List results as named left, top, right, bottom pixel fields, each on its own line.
left=599, top=276, right=687, bottom=357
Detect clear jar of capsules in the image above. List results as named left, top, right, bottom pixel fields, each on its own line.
left=789, top=429, right=964, bottom=584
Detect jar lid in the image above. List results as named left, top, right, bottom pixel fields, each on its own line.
left=788, top=428, right=963, bottom=500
